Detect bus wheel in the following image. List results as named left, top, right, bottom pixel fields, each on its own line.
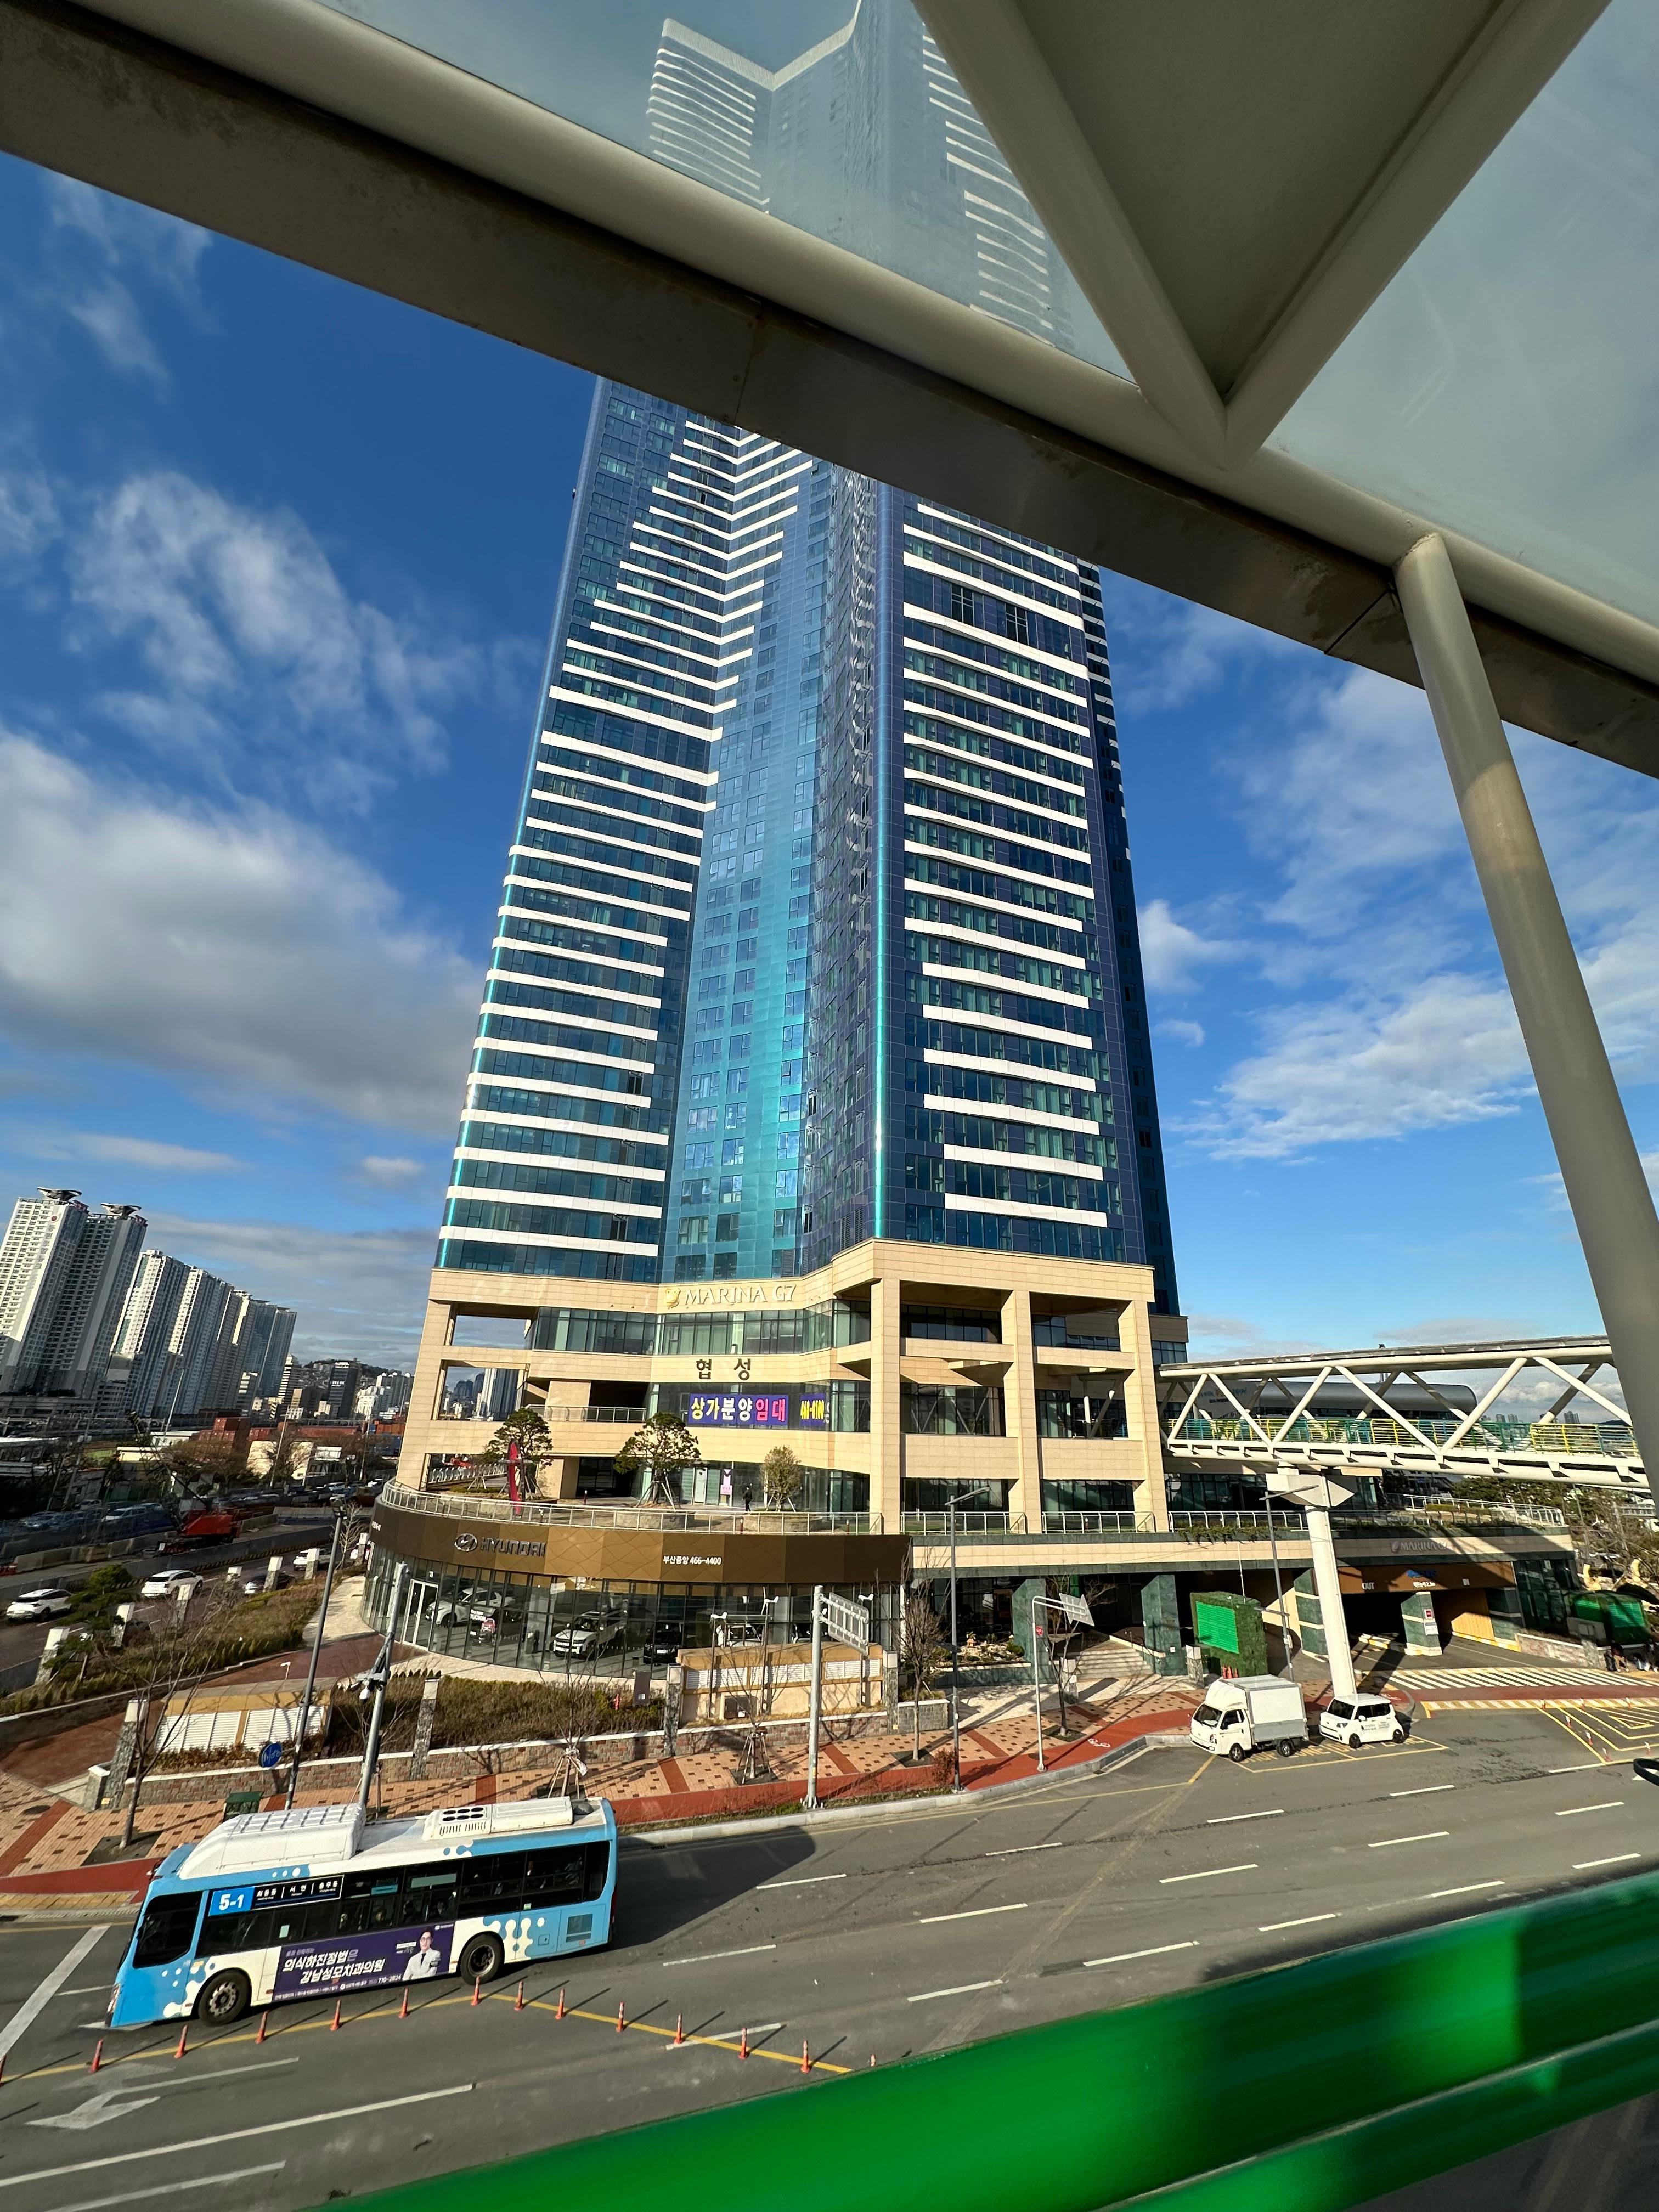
left=195, top=1970, right=251, bottom=2025
left=459, top=1933, right=505, bottom=1985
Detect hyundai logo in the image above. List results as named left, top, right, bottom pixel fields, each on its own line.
left=454, top=1533, right=479, bottom=1552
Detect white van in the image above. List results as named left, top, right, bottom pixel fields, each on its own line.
left=1320, top=1695, right=1406, bottom=1747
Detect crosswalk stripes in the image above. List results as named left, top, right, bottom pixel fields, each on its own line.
left=1381, top=1664, right=1607, bottom=1689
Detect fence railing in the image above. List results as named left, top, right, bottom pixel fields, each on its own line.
left=388, top=1484, right=881, bottom=1536
left=901, top=1512, right=1026, bottom=1537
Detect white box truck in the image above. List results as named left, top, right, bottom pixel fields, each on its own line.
left=1189, top=1677, right=1308, bottom=1761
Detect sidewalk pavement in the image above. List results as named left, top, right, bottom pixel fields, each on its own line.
left=0, top=1674, right=1203, bottom=1914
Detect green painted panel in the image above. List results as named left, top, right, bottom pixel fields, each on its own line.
left=325, top=1866, right=1659, bottom=2212
left=1192, top=1599, right=1240, bottom=1655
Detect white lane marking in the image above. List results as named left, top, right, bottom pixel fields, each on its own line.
left=757, top=1875, right=846, bottom=1889
left=1428, top=1881, right=1505, bottom=1898
left=1556, top=1802, right=1624, bottom=1816
left=1548, top=1762, right=1606, bottom=1774
left=908, top=1979, right=1002, bottom=2003
left=0, top=1926, right=109, bottom=2060
left=1082, top=1942, right=1198, bottom=1967
left=36, top=2058, right=297, bottom=2124
left=1259, top=1913, right=1339, bottom=1932
left=1390, top=1785, right=1454, bottom=1798
left=1206, top=1810, right=1283, bottom=1825
left=1368, top=1832, right=1451, bottom=1849
left=1573, top=1853, right=1642, bottom=1871
left=664, top=1944, right=776, bottom=1965
left=1160, top=1863, right=1256, bottom=1884
left=57, top=2163, right=285, bottom=2212
left=985, top=1843, right=1063, bottom=1858
left=918, top=1903, right=1028, bottom=1924
left=0, top=2085, right=473, bottom=2192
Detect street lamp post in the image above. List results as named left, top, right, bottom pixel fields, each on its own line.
left=944, top=1487, right=987, bottom=1792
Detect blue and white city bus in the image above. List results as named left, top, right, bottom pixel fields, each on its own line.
left=108, top=1795, right=617, bottom=2028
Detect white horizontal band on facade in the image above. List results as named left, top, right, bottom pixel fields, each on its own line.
left=902, top=780, right=1089, bottom=841
left=901, top=604, right=1092, bottom=684
left=492, top=937, right=665, bottom=982
left=562, top=654, right=736, bottom=720
left=902, top=681, right=1097, bottom=761
left=466, top=1071, right=661, bottom=1108
left=617, top=555, right=775, bottom=609
left=585, top=621, right=740, bottom=686
left=473, top=1036, right=657, bottom=1071
left=459, top=1107, right=669, bottom=1144
left=904, top=757, right=1091, bottom=827
left=902, top=835, right=1095, bottom=902
left=942, top=1143, right=1103, bottom=1181
left=903, top=874, right=1091, bottom=937
left=922, top=1090, right=1101, bottom=1131
left=546, top=684, right=724, bottom=741
left=901, top=545, right=1082, bottom=624
left=521, top=814, right=703, bottom=863
left=915, top=503, right=1079, bottom=588
left=908, top=916, right=1086, bottom=967
left=453, top=1147, right=667, bottom=1181
left=919, top=961, right=1092, bottom=1011
left=533, top=756, right=716, bottom=816
left=909, top=1000, right=1087, bottom=1048
left=497, top=897, right=670, bottom=946
left=438, top=1224, right=662, bottom=1257
left=482, top=971, right=661, bottom=1013
left=445, top=1183, right=664, bottom=1220
left=501, top=865, right=688, bottom=922
left=919, top=1051, right=1095, bottom=1096
left=478, top=1007, right=660, bottom=1048
left=590, top=591, right=736, bottom=653
left=942, top=1193, right=1109, bottom=1223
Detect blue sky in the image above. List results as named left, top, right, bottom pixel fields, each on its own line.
left=0, top=155, right=1654, bottom=1372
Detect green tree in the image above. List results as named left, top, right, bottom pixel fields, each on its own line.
left=480, top=1404, right=553, bottom=1490
left=761, top=1443, right=803, bottom=1510
left=614, top=1410, right=702, bottom=1505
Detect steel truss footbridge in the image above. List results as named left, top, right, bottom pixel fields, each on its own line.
left=1158, top=1335, right=1649, bottom=1496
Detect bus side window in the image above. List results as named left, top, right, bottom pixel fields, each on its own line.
left=338, top=1872, right=404, bottom=1934
left=458, top=1852, right=526, bottom=1914
left=583, top=1842, right=610, bottom=1903
left=135, top=1891, right=204, bottom=1967
left=405, top=1867, right=458, bottom=1921
left=522, top=1846, right=583, bottom=1908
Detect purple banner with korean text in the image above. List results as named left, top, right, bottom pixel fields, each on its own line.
left=687, top=1392, right=791, bottom=1428
left=272, top=1920, right=456, bottom=2001
left=795, top=1390, right=830, bottom=1430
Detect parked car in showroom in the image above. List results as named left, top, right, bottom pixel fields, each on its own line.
left=549, top=1611, right=624, bottom=1659
left=4, top=1586, right=71, bottom=1622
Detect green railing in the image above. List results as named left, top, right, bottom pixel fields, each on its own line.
left=326, top=1864, right=1659, bottom=2212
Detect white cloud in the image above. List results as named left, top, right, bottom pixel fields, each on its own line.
left=1137, top=900, right=1240, bottom=994
left=352, top=1156, right=431, bottom=1190
left=69, top=471, right=507, bottom=810
left=0, top=471, right=59, bottom=567
left=1189, top=976, right=1529, bottom=1160
left=20, top=1131, right=240, bottom=1173
left=146, top=1212, right=433, bottom=1368
left=1156, top=1018, right=1205, bottom=1048
left=0, top=731, right=478, bottom=1133
left=1097, top=573, right=1304, bottom=711
left=42, top=175, right=210, bottom=388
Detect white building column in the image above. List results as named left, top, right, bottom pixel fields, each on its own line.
left=1396, top=534, right=1659, bottom=1509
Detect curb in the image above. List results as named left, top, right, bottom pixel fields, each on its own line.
left=620, top=1728, right=1189, bottom=1848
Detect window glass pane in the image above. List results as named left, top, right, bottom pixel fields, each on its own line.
left=136, top=1891, right=202, bottom=1967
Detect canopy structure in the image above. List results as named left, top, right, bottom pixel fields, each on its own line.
left=2, top=0, right=1657, bottom=772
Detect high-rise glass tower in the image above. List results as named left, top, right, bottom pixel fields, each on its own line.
left=437, top=387, right=1175, bottom=1312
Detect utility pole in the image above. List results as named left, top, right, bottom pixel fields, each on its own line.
left=804, top=1584, right=823, bottom=1812
left=354, top=1562, right=406, bottom=1813
left=285, top=1506, right=346, bottom=1807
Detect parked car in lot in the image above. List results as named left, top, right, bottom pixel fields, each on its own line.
left=1319, top=1694, right=1407, bottom=1747
left=1189, top=1677, right=1307, bottom=1760
left=549, top=1611, right=624, bottom=1659
left=4, top=1587, right=71, bottom=1622
left=642, top=1621, right=688, bottom=1664
left=140, top=1568, right=201, bottom=1601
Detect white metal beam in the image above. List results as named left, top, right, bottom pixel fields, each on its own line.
left=916, top=1, right=1229, bottom=464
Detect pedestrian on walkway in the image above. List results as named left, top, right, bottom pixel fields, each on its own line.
left=742, top=1483, right=753, bottom=1514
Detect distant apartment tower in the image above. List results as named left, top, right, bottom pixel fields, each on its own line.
left=240, top=1301, right=297, bottom=1406
left=0, top=1190, right=146, bottom=1403
left=105, top=1248, right=190, bottom=1423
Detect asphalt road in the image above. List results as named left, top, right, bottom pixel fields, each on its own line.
left=0, top=1515, right=337, bottom=1679
left=1, top=1707, right=1655, bottom=2212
